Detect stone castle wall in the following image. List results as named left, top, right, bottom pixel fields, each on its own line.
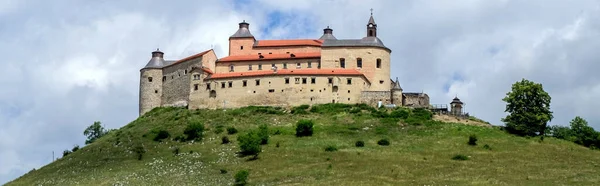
left=139, top=69, right=163, bottom=115
left=403, top=93, right=430, bottom=108
left=161, top=58, right=201, bottom=107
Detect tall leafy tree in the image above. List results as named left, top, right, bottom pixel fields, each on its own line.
left=569, top=116, right=599, bottom=147
left=501, top=79, right=553, bottom=136
left=83, top=121, right=108, bottom=144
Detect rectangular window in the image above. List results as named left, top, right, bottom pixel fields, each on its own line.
left=221, top=82, right=225, bottom=88
left=249, top=64, right=252, bottom=70
left=302, top=78, right=307, bottom=84
left=148, top=77, right=153, bottom=82
left=285, top=78, right=290, bottom=84
left=328, top=77, right=333, bottom=84
left=163, top=76, right=166, bottom=82
left=268, top=89, right=275, bottom=93
left=258, top=64, right=262, bottom=70
left=340, top=58, right=345, bottom=68
left=357, top=58, right=362, bottom=68
left=283, top=63, right=287, bottom=69
left=376, top=59, right=381, bottom=68
left=256, top=79, right=260, bottom=86
left=228, top=81, right=233, bottom=88
left=206, top=83, right=211, bottom=90
left=296, top=63, right=301, bottom=69
left=272, top=64, right=276, bottom=68
left=311, top=77, right=316, bottom=84
left=347, top=78, right=352, bottom=85
left=243, top=80, right=247, bottom=87
left=229, top=65, right=234, bottom=72
left=308, top=62, right=312, bottom=68
left=194, top=84, right=198, bottom=91
left=318, top=62, right=321, bottom=69
left=295, top=78, right=300, bottom=84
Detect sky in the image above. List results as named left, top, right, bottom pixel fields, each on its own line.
left=1, top=0, right=600, bottom=183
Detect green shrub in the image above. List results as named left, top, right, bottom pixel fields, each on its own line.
left=234, top=170, right=249, bottom=186
left=483, top=144, right=492, bottom=150
left=371, top=109, right=390, bottom=118
left=237, top=131, right=261, bottom=157
left=325, top=145, right=338, bottom=152
left=184, top=120, right=205, bottom=141
left=258, top=124, right=269, bottom=145
left=222, top=136, right=230, bottom=144
left=377, top=139, right=390, bottom=146
left=410, top=108, right=433, bottom=120
left=227, top=127, right=238, bottom=135
left=404, top=117, right=424, bottom=126
left=173, top=147, right=180, bottom=155
left=153, top=130, right=170, bottom=142
left=245, top=106, right=285, bottom=115
left=296, top=120, right=314, bottom=137
left=133, top=144, right=146, bottom=160
left=291, top=105, right=310, bottom=114
left=173, top=135, right=185, bottom=142
left=309, top=103, right=352, bottom=114
left=62, top=150, right=72, bottom=157
left=273, top=129, right=282, bottom=135
left=468, top=135, right=478, bottom=146
left=214, top=125, right=225, bottom=134
left=390, top=108, right=410, bottom=119
left=452, top=154, right=469, bottom=161
left=220, top=169, right=228, bottom=174
left=349, top=107, right=362, bottom=114
left=71, top=145, right=80, bottom=152
left=355, top=140, right=365, bottom=147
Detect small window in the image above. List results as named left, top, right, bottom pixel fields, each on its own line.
left=206, top=83, right=211, bottom=90
left=194, top=84, right=199, bottom=91
left=229, top=65, right=234, bottom=72
left=308, top=62, right=312, bottom=68
left=328, top=78, right=333, bottom=84
left=258, top=64, right=262, bottom=70
left=318, top=62, right=321, bottom=69
left=256, top=79, right=260, bottom=86
left=240, top=46, right=244, bottom=50
left=296, top=63, right=301, bottom=69
left=248, top=64, right=252, bottom=70
left=269, top=89, right=275, bottom=93
left=376, top=58, right=382, bottom=68
left=228, top=81, right=233, bottom=88
left=311, top=77, right=316, bottom=84
left=283, top=63, right=287, bottom=69
left=243, top=80, right=247, bottom=87
left=347, top=78, right=352, bottom=85
left=302, top=78, right=307, bottom=84
left=348, top=90, right=350, bottom=93
left=285, top=78, right=290, bottom=84
left=340, top=58, right=346, bottom=68
left=154, top=90, right=158, bottom=93
left=184, top=70, right=188, bottom=74
left=357, top=58, right=362, bottom=68
left=379, top=80, right=384, bottom=84
left=271, top=64, right=276, bottom=68
left=221, top=82, right=225, bottom=88
left=148, top=77, right=153, bottom=82
left=209, top=90, right=216, bottom=98
left=162, top=76, right=166, bottom=82
left=171, top=76, right=174, bottom=79
left=348, top=98, right=351, bottom=101
left=295, top=78, right=300, bottom=84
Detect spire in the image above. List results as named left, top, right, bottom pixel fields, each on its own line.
left=368, top=8, right=377, bottom=26
left=367, top=9, right=377, bottom=37
left=392, top=77, right=403, bottom=91
left=230, top=20, right=255, bottom=39
left=319, top=26, right=337, bottom=40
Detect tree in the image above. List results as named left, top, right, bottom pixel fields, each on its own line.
left=501, top=79, right=553, bottom=136
left=83, top=121, right=108, bottom=144
left=237, top=130, right=261, bottom=158
left=547, top=125, right=574, bottom=141
left=569, top=116, right=599, bottom=147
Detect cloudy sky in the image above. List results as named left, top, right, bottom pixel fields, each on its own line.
left=2, top=0, right=600, bottom=183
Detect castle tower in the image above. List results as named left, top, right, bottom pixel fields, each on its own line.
left=360, top=10, right=390, bottom=91
left=139, top=49, right=165, bottom=116
left=229, top=20, right=256, bottom=56
left=391, top=77, right=403, bottom=105
left=450, top=96, right=464, bottom=115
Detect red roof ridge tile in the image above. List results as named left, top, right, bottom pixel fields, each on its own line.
left=165, top=49, right=213, bottom=67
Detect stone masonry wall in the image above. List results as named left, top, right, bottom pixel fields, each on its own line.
left=162, top=58, right=201, bottom=107
left=402, top=93, right=430, bottom=108
left=320, top=47, right=391, bottom=91
left=360, top=91, right=392, bottom=107
left=139, top=69, right=163, bottom=115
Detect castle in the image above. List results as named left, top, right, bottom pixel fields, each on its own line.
left=139, top=13, right=430, bottom=116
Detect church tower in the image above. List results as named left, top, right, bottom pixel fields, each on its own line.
left=367, top=10, right=377, bottom=37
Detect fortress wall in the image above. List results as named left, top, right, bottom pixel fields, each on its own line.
left=188, top=75, right=369, bottom=109
left=162, top=58, right=201, bottom=107
left=320, top=47, right=391, bottom=91
left=215, top=58, right=321, bottom=74
left=200, top=50, right=218, bottom=73
left=360, top=91, right=392, bottom=107
left=139, top=69, right=163, bottom=115
left=402, top=93, right=430, bottom=108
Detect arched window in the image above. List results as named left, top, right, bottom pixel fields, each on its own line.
left=369, top=30, right=373, bottom=37
left=148, top=77, right=153, bottom=82
left=209, top=90, right=217, bottom=98
left=229, top=65, right=234, bottom=72
left=376, top=58, right=382, bottom=68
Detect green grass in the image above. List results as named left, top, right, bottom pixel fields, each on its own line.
left=7, top=105, right=600, bottom=185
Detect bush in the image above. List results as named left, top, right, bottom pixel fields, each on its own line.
left=173, top=135, right=185, bottom=142
left=325, top=145, right=338, bottom=152
left=71, top=145, right=80, bottom=152
left=237, top=131, right=262, bottom=157
left=349, top=107, right=362, bottom=114
left=234, top=170, right=249, bottom=186
left=173, top=147, right=180, bottom=155
left=62, top=150, right=72, bottom=157
left=291, top=105, right=310, bottom=114
left=222, top=136, right=230, bottom=144
left=153, top=130, right=171, bottom=142
left=468, top=135, right=478, bottom=146
left=133, top=144, right=146, bottom=160
left=309, top=103, right=352, bottom=114
left=220, top=169, right=228, bottom=174
left=296, top=120, right=314, bottom=137
left=390, top=108, right=410, bottom=119
left=258, top=124, right=269, bottom=145
left=377, top=139, right=390, bottom=146
left=184, top=120, right=205, bottom=141
left=355, top=140, right=365, bottom=147
left=227, top=127, right=238, bottom=135
left=483, top=144, right=492, bottom=150
left=214, top=125, right=225, bottom=134
left=452, top=154, right=469, bottom=161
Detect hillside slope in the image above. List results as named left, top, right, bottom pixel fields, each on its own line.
left=8, top=105, right=600, bottom=185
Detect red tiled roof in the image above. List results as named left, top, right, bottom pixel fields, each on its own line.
left=218, top=52, right=320, bottom=62
left=254, top=39, right=323, bottom=47
left=201, top=67, right=213, bottom=74
left=209, top=69, right=363, bottom=79
left=165, top=49, right=213, bottom=67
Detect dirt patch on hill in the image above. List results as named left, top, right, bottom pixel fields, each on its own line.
left=433, top=114, right=493, bottom=128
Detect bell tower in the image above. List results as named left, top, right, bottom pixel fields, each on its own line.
left=367, top=9, right=377, bottom=37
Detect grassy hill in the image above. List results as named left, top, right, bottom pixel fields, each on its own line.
left=7, top=104, right=600, bottom=185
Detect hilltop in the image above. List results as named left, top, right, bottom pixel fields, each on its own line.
left=7, top=104, right=600, bottom=185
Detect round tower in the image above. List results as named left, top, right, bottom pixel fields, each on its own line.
left=139, top=49, right=165, bottom=116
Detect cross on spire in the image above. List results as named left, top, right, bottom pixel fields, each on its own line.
left=370, top=8, right=373, bottom=16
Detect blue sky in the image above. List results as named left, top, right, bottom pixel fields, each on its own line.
left=2, top=0, right=600, bottom=184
